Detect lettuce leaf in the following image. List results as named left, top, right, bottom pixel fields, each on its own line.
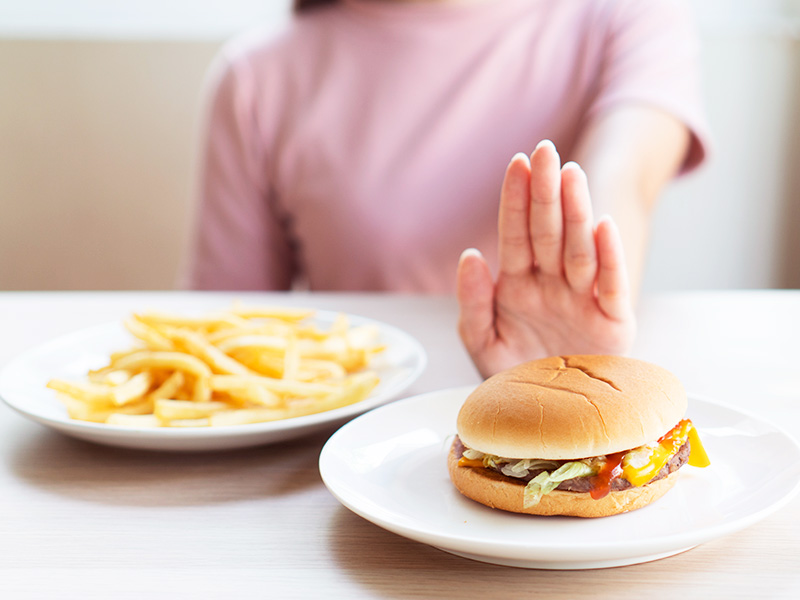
left=499, top=458, right=561, bottom=478
left=461, top=448, right=561, bottom=477
left=523, top=461, right=596, bottom=508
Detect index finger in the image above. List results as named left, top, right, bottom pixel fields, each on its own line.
left=595, top=216, right=632, bottom=321
left=497, top=153, right=534, bottom=277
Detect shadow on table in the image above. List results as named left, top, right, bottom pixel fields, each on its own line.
left=325, top=505, right=746, bottom=599
left=8, top=425, right=335, bottom=507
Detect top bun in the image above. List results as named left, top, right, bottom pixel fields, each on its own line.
left=457, top=355, right=686, bottom=460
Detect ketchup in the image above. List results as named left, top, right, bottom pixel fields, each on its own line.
left=588, top=451, right=625, bottom=500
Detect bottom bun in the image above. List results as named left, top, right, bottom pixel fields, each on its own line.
left=447, top=443, right=678, bottom=518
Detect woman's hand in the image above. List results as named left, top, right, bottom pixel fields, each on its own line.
left=456, top=140, right=636, bottom=379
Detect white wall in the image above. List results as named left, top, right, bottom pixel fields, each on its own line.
left=0, top=0, right=292, bottom=40
left=643, top=0, right=800, bottom=290
left=1, top=0, right=798, bottom=291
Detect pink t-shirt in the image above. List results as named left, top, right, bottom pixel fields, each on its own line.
left=184, top=0, right=709, bottom=293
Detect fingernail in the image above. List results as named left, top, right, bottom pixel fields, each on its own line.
left=535, top=139, right=556, bottom=151
left=459, top=248, right=483, bottom=263
left=597, top=214, right=618, bottom=229
left=562, top=161, right=583, bottom=172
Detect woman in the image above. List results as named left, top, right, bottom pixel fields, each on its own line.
left=185, top=0, right=709, bottom=377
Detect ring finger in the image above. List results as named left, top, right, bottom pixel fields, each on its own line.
left=561, top=162, right=597, bottom=293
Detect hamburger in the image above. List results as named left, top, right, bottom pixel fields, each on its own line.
left=448, top=355, right=709, bottom=518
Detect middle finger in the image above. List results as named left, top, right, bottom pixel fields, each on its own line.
left=528, top=140, right=563, bottom=277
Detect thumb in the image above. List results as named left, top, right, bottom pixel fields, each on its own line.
left=456, top=248, right=496, bottom=355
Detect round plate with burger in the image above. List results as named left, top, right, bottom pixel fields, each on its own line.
left=320, top=355, right=800, bottom=569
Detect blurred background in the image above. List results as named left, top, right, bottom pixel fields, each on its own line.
left=1, top=0, right=798, bottom=291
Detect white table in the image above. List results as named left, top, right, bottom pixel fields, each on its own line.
left=1, top=291, right=798, bottom=598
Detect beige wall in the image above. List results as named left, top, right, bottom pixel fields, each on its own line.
left=1, top=4, right=799, bottom=291
left=0, top=39, right=220, bottom=290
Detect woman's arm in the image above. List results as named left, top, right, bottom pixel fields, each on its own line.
left=571, top=104, right=691, bottom=297
left=182, top=56, right=295, bottom=291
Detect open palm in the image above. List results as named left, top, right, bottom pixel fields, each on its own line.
left=457, top=141, right=636, bottom=378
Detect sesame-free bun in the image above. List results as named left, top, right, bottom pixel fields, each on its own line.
left=447, top=442, right=678, bottom=518
left=457, top=355, right=687, bottom=460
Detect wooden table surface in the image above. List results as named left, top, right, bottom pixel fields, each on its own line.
left=0, top=291, right=798, bottom=599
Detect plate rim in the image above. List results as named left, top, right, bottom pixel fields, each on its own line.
left=0, top=309, right=427, bottom=447
left=319, top=385, right=800, bottom=567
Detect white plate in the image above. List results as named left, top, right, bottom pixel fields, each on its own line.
left=319, top=386, right=800, bottom=570
left=0, top=311, right=426, bottom=451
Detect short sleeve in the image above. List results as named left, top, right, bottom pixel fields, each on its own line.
left=586, top=0, right=711, bottom=173
left=181, top=48, right=295, bottom=291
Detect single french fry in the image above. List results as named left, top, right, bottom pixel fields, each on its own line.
left=56, top=393, right=108, bottom=422
left=346, top=324, right=384, bottom=350
left=47, top=379, right=118, bottom=406
left=226, top=347, right=284, bottom=378
left=111, top=371, right=153, bottom=406
left=329, top=313, right=350, bottom=336
left=283, top=334, right=300, bottom=381
left=112, top=351, right=212, bottom=380
left=209, top=407, right=291, bottom=427
left=285, top=372, right=380, bottom=417
left=207, top=375, right=282, bottom=407
left=106, top=414, right=161, bottom=428
left=86, top=368, right=132, bottom=386
left=154, top=399, right=230, bottom=420
left=205, top=321, right=296, bottom=344
left=295, top=358, right=347, bottom=381
left=164, top=418, right=210, bottom=428
left=124, top=317, right=174, bottom=351
left=228, top=303, right=314, bottom=322
left=214, top=334, right=288, bottom=354
left=57, top=393, right=154, bottom=423
left=134, top=310, right=250, bottom=331
left=108, top=348, right=144, bottom=364
left=209, top=374, right=342, bottom=398
left=146, top=371, right=185, bottom=402
left=191, top=374, right=213, bottom=403
left=163, top=327, right=254, bottom=376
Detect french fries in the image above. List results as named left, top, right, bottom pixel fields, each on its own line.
left=47, top=305, right=384, bottom=428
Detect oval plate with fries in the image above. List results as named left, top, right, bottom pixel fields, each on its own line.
left=0, top=306, right=427, bottom=451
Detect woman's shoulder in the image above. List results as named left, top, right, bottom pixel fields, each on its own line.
left=216, top=7, right=341, bottom=75
left=594, top=0, right=693, bottom=26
